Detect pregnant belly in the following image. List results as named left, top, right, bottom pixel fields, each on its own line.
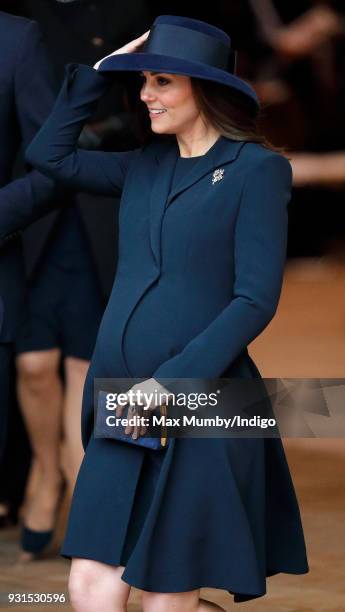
left=122, top=281, right=179, bottom=377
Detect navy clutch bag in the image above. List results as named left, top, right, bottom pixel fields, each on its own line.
left=95, top=390, right=169, bottom=450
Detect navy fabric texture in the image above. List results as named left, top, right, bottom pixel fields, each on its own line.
left=0, top=11, right=62, bottom=343
left=0, top=12, right=62, bottom=457
left=26, top=63, right=309, bottom=603
left=15, top=208, right=103, bottom=360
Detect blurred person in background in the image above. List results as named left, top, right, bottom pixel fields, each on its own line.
left=184, top=0, right=345, bottom=254
left=245, top=0, right=345, bottom=254
left=0, top=0, right=150, bottom=561
left=0, top=8, right=66, bottom=527
left=0, top=7, right=94, bottom=560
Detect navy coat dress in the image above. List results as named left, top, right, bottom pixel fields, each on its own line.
left=26, top=63, right=309, bottom=603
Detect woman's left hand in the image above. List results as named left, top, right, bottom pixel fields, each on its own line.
left=115, top=378, right=171, bottom=440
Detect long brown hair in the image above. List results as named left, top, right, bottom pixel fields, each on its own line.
left=190, top=78, right=285, bottom=154
left=123, top=72, right=285, bottom=154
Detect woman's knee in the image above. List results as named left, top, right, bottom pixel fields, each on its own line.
left=68, top=558, right=130, bottom=612
left=141, top=589, right=200, bottom=612
left=16, top=349, right=61, bottom=392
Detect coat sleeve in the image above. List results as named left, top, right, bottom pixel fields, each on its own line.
left=14, top=19, right=57, bottom=147
left=25, top=63, right=140, bottom=196
left=0, top=172, right=66, bottom=244
left=0, top=20, right=64, bottom=243
left=153, top=152, right=292, bottom=386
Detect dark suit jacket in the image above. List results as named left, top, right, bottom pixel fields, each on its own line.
left=18, top=0, right=150, bottom=296
left=0, top=11, right=62, bottom=341
left=26, top=64, right=292, bottom=448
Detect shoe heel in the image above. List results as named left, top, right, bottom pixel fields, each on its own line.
left=21, top=526, right=54, bottom=555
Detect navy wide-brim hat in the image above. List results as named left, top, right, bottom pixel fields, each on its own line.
left=98, top=15, right=260, bottom=109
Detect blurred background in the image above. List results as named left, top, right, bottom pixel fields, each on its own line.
left=0, top=1, right=344, bottom=610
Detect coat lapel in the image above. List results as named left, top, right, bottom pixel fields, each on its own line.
left=149, top=139, right=179, bottom=267
left=166, top=136, right=246, bottom=207
left=149, top=136, right=246, bottom=268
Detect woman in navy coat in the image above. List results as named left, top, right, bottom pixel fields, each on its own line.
left=26, top=15, right=309, bottom=612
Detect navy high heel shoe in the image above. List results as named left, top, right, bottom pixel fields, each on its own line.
left=20, top=477, right=65, bottom=557
left=20, top=525, right=54, bottom=556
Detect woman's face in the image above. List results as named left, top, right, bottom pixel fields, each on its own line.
left=139, top=71, right=202, bottom=136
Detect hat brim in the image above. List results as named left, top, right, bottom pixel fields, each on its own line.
left=98, top=53, right=259, bottom=108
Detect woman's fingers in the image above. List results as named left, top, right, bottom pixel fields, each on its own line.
left=119, top=378, right=169, bottom=440
left=124, top=404, right=135, bottom=435
left=132, top=421, right=139, bottom=440
left=134, top=30, right=150, bottom=44
left=94, top=30, right=150, bottom=69
left=115, top=30, right=150, bottom=55
left=115, top=403, right=123, bottom=418
left=123, top=404, right=147, bottom=440
left=115, top=397, right=129, bottom=418
left=136, top=30, right=150, bottom=41
left=132, top=405, right=144, bottom=440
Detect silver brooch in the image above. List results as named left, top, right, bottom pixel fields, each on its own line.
left=212, top=168, right=224, bottom=184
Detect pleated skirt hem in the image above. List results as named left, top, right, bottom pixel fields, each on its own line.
left=60, top=435, right=309, bottom=604
left=60, top=544, right=308, bottom=604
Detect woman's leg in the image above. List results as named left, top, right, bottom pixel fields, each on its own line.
left=68, top=558, right=131, bottom=612
left=198, top=598, right=227, bottom=611
left=60, top=357, right=89, bottom=498
left=141, top=591, right=226, bottom=611
left=19, top=456, right=40, bottom=519
left=16, top=349, right=64, bottom=542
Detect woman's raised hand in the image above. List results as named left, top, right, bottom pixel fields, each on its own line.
left=93, top=31, right=150, bottom=70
